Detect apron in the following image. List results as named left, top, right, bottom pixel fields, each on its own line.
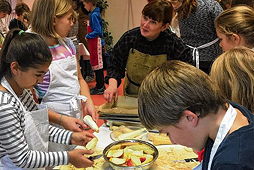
left=0, top=77, right=49, bottom=170
left=87, top=20, right=103, bottom=71
left=193, top=104, right=237, bottom=170
left=124, top=49, right=167, bottom=97
left=187, top=38, right=219, bottom=69
left=41, top=39, right=80, bottom=152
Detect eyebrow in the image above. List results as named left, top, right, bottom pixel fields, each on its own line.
left=37, top=71, right=47, bottom=74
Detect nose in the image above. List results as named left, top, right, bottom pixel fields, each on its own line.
left=143, top=20, right=149, bottom=27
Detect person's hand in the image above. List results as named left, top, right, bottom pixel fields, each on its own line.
left=83, top=101, right=98, bottom=121
left=68, top=149, right=94, bottom=168
left=104, top=85, right=118, bottom=103
left=71, top=131, right=95, bottom=146
left=61, top=115, right=88, bottom=132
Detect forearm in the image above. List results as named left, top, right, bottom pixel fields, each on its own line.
left=49, top=125, right=72, bottom=144
left=48, top=109, right=62, bottom=125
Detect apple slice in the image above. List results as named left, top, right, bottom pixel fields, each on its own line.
left=112, top=149, right=124, bottom=158
left=131, top=156, right=141, bottom=166
left=141, top=154, right=153, bottom=164
left=132, top=150, right=143, bottom=157
left=110, top=157, right=126, bottom=165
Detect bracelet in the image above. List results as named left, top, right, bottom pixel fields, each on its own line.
left=59, top=114, right=63, bottom=126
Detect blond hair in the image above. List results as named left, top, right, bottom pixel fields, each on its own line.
left=138, top=60, right=225, bottom=130
left=31, top=0, right=76, bottom=38
left=215, top=6, right=254, bottom=48
left=210, top=47, right=254, bottom=113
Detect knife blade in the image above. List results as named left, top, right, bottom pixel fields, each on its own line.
left=88, top=154, right=103, bottom=161
left=173, top=157, right=199, bottom=163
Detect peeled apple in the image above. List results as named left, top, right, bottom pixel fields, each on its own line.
left=86, top=137, right=98, bottom=150
left=83, top=115, right=99, bottom=132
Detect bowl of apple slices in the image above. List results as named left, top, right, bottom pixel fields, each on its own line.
left=103, top=139, right=158, bottom=170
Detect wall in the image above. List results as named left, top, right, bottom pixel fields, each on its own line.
left=20, top=0, right=147, bottom=45
left=105, top=0, right=147, bottom=44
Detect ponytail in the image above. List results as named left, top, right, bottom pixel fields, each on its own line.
left=0, top=29, right=52, bottom=80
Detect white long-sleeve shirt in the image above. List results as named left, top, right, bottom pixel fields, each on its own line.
left=0, top=90, right=72, bottom=168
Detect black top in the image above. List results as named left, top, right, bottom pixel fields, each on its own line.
left=9, top=18, right=27, bottom=31
left=106, top=27, right=192, bottom=85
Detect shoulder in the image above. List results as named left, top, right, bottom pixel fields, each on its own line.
left=212, top=125, right=254, bottom=168
left=91, top=8, right=101, bottom=17
left=0, top=91, right=19, bottom=111
left=123, top=27, right=141, bottom=39
left=63, top=38, right=76, bottom=54
left=118, top=27, right=140, bottom=43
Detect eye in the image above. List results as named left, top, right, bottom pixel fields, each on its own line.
left=143, top=16, right=149, bottom=21
left=35, top=74, right=43, bottom=77
left=150, top=20, right=157, bottom=25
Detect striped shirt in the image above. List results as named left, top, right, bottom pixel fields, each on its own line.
left=0, top=89, right=72, bottom=168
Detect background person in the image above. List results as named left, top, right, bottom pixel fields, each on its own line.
left=31, top=0, right=97, bottom=152
left=82, top=0, right=105, bottom=95
left=215, top=5, right=254, bottom=51
left=0, top=0, right=11, bottom=46
left=8, top=2, right=30, bottom=31
left=210, top=47, right=254, bottom=113
left=104, top=0, right=192, bottom=103
left=168, top=0, right=223, bottom=73
left=138, top=60, right=254, bottom=169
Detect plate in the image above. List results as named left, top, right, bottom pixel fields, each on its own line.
left=151, top=145, right=199, bottom=170
left=110, top=126, right=148, bottom=141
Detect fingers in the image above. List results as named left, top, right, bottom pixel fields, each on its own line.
left=84, top=131, right=96, bottom=138
left=69, top=149, right=94, bottom=168
left=77, top=149, right=94, bottom=155
left=76, top=119, right=88, bottom=130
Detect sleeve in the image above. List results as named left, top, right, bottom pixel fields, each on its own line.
left=209, top=0, right=223, bottom=20
left=0, top=100, right=69, bottom=168
left=86, top=13, right=103, bottom=39
left=105, top=31, right=134, bottom=86
left=169, top=32, right=194, bottom=65
left=48, top=125, right=72, bottom=145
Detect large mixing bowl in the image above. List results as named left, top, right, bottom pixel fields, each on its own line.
left=103, top=139, right=158, bottom=170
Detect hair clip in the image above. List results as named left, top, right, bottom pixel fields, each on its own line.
left=18, top=30, right=25, bottom=35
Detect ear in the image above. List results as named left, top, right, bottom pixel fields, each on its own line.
left=53, top=16, right=57, bottom=26
left=231, top=33, right=241, bottom=46
left=10, top=62, right=20, bottom=76
left=182, top=110, right=199, bottom=127
left=161, top=23, right=170, bottom=31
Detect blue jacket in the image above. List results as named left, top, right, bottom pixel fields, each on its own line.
left=86, top=7, right=105, bottom=46
left=202, top=102, right=254, bottom=170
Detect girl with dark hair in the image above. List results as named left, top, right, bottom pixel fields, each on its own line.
left=0, top=29, right=95, bottom=169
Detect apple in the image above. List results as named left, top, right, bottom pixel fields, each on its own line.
left=131, top=156, right=141, bottom=166
left=110, top=158, right=126, bottom=165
